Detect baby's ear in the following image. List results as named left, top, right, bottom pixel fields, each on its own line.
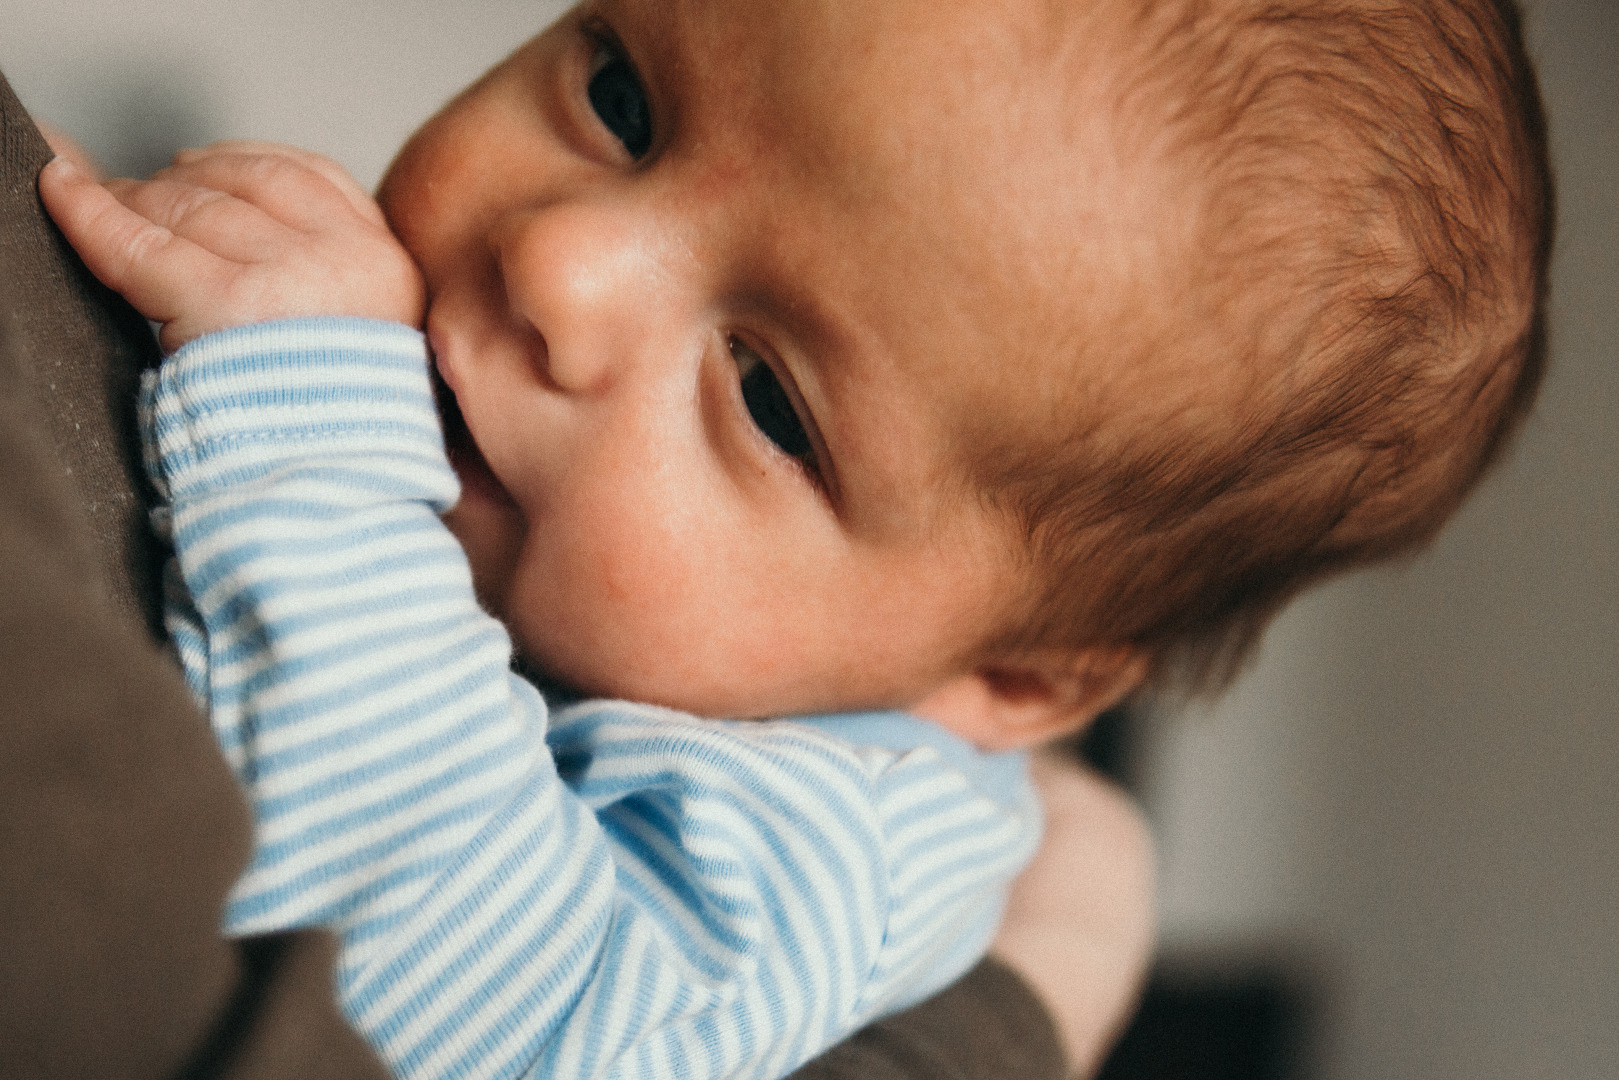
left=913, top=646, right=1147, bottom=752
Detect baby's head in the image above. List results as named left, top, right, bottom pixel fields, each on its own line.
left=376, top=0, right=1549, bottom=746
left=972, top=0, right=1553, bottom=694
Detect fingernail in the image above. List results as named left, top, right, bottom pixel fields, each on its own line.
left=47, top=156, right=78, bottom=178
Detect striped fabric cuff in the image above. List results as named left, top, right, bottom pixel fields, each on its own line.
left=139, top=317, right=452, bottom=504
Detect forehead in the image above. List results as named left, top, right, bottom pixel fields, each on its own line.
left=637, top=0, right=1106, bottom=252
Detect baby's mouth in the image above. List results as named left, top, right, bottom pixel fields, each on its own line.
left=431, top=358, right=517, bottom=509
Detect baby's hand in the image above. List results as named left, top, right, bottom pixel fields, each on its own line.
left=40, top=142, right=423, bottom=352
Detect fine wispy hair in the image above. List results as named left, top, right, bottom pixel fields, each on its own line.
left=990, top=0, right=1553, bottom=696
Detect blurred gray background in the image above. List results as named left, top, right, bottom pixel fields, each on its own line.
left=3, top=1, right=1613, bottom=1077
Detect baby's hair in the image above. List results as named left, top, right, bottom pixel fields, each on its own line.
left=989, top=0, right=1552, bottom=694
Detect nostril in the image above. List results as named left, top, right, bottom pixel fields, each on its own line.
left=488, top=219, right=567, bottom=392
left=510, top=311, right=603, bottom=397
left=517, top=321, right=562, bottom=392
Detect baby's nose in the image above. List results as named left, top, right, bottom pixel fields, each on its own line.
left=490, top=203, right=672, bottom=396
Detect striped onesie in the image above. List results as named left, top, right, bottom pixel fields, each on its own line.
left=139, top=317, right=1041, bottom=1080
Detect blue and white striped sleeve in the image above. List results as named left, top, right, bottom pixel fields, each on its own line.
left=142, top=317, right=1041, bottom=1080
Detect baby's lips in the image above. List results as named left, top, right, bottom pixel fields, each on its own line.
left=431, top=370, right=518, bottom=513
left=425, top=305, right=484, bottom=395
left=451, top=433, right=519, bottom=511
left=427, top=322, right=458, bottom=393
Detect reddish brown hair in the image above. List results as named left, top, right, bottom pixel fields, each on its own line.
left=989, top=0, right=1553, bottom=694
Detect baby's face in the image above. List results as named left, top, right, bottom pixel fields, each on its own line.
left=378, top=0, right=1145, bottom=718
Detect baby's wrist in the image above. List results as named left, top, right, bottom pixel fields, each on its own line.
left=154, top=264, right=424, bottom=354
left=141, top=317, right=450, bottom=504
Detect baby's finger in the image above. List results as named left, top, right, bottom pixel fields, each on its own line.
left=155, top=150, right=369, bottom=237
left=40, top=157, right=230, bottom=323
left=105, top=173, right=292, bottom=263
left=173, top=141, right=386, bottom=228
left=36, top=121, right=105, bottom=181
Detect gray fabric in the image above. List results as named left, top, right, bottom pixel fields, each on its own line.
left=787, top=956, right=1068, bottom=1080
left=0, top=76, right=166, bottom=637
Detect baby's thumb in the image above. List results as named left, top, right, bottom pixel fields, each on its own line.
left=39, top=157, right=217, bottom=333
left=36, top=121, right=105, bottom=180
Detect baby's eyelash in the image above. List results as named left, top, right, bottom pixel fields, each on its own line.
left=583, top=23, right=653, bottom=159
left=729, top=338, right=820, bottom=477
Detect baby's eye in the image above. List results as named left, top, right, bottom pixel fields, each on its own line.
left=730, top=339, right=816, bottom=469
left=587, top=39, right=653, bottom=159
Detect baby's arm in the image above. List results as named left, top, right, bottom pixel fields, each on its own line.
left=39, top=144, right=422, bottom=350
left=130, top=329, right=1034, bottom=1078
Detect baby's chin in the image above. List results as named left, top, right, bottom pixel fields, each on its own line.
left=511, top=624, right=928, bottom=721
left=510, top=651, right=588, bottom=706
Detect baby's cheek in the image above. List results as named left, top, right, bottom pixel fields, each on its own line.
left=504, top=534, right=674, bottom=682
left=507, top=523, right=779, bottom=709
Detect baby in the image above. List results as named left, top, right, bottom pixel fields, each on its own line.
left=42, top=0, right=1550, bottom=1078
